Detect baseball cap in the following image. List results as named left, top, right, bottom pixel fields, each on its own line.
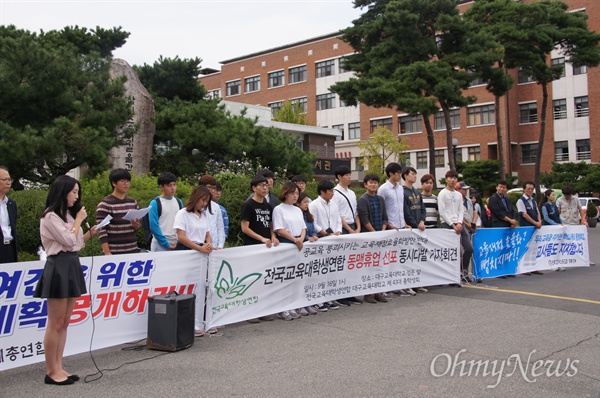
left=456, top=181, right=470, bottom=190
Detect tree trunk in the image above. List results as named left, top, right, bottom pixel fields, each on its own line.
left=441, top=103, right=456, bottom=172
left=535, top=83, right=549, bottom=203
left=422, top=115, right=437, bottom=189
left=495, top=94, right=507, bottom=181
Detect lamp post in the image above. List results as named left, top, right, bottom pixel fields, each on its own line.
left=452, top=137, right=459, bottom=171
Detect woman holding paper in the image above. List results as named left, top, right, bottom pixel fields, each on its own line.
left=34, top=175, right=98, bottom=385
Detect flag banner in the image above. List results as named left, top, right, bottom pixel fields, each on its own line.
left=473, top=225, right=590, bottom=279
left=0, top=251, right=207, bottom=371
left=206, top=229, right=460, bottom=329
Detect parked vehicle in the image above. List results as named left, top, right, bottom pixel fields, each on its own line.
left=580, top=197, right=600, bottom=220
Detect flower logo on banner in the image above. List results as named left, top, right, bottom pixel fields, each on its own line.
left=214, top=260, right=262, bottom=300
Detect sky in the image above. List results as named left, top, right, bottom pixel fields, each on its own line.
left=0, top=0, right=364, bottom=69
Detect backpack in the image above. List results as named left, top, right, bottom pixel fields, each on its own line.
left=142, top=196, right=183, bottom=246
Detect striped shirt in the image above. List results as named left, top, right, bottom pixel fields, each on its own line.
left=422, top=193, right=439, bottom=228
left=96, top=195, right=139, bottom=254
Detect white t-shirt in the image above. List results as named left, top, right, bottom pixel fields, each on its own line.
left=173, top=208, right=210, bottom=244
left=272, top=203, right=306, bottom=237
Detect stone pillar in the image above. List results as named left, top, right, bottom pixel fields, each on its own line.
left=108, top=59, right=155, bottom=174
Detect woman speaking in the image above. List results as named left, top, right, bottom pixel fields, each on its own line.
left=34, top=175, right=97, bottom=385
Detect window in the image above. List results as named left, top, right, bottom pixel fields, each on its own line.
left=226, top=80, right=241, bottom=96
left=289, top=65, right=307, bottom=84
left=553, top=99, right=567, bottom=120
left=518, top=66, right=535, bottom=84
left=316, top=59, right=336, bottom=78
left=355, top=157, right=364, bottom=172
left=551, top=57, right=566, bottom=78
left=434, top=109, right=460, bottom=130
left=316, top=93, right=336, bottom=110
left=467, top=104, right=495, bottom=126
left=554, top=141, right=569, bottom=161
left=416, top=151, right=427, bottom=169
left=468, top=146, right=480, bottom=161
left=468, top=68, right=485, bottom=86
left=268, top=70, right=285, bottom=88
left=269, top=101, right=283, bottom=117
left=332, top=124, right=344, bottom=141
left=521, top=143, right=538, bottom=164
left=519, top=102, right=538, bottom=124
left=575, top=96, right=589, bottom=117
left=576, top=139, right=590, bottom=160
left=348, top=122, right=360, bottom=140
left=290, top=97, right=307, bottom=113
left=244, top=75, right=260, bottom=93
left=370, top=117, right=393, bottom=133
left=434, top=150, right=445, bottom=168
left=454, top=147, right=463, bottom=163
left=206, top=89, right=220, bottom=99
left=573, top=64, right=587, bottom=75
left=399, top=115, right=422, bottom=134
left=339, top=56, right=350, bottom=74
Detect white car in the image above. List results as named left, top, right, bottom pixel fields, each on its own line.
left=580, top=197, right=600, bottom=220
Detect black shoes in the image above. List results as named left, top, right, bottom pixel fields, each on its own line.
left=44, top=375, right=75, bottom=385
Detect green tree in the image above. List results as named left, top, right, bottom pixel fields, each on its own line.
left=456, top=160, right=502, bottom=196
left=272, top=100, right=311, bottom=125
left=0, top=25, right=133, bottom=187
left=541, top=162, right=600, bottom=194
left=484, top=0, right=600, bottom=200
left=358, top=126, right=408, bottom=178
left=137, top=59, right=315, bottom=178
left=331, top=0, right=477, bottom=179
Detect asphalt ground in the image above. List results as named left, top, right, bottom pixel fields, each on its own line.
left=2, top=227, right=599, bottom=398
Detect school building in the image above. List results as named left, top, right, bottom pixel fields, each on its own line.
left=199, top=0, right=598, bottom=186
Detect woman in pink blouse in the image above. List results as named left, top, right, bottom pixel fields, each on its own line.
left=34, top=176, right=98, bottom=385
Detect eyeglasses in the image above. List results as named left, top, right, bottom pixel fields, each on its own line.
left=256, top=183, right=269, bottom=188
left=0, top=178, right=13, bottom=183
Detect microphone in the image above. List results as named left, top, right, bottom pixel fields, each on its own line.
left=72, top=203, right=91, bottom=229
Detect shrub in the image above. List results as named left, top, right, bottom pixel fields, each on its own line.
left=587, top=201, right=598, bottom=219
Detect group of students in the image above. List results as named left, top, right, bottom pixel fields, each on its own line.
left=30, top=165, right=593, bottom=385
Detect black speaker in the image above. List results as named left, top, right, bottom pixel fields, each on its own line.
left=147, top=292, right=195, bottom=352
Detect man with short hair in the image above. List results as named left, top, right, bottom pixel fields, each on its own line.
left=246, top=169, right=279, bottom=207
left=402, top=167, right=426, bottom=231
left=438, top=170, right=471, bottom=285
left=0, top=166, right=17, bottom=263
left=198, top=175, right=226, bottom=249
left=556, top=185, right=588, bottom=227
left=149, top=172, right=184, bottom=252
left=309, top=180, right=342, bottom=237
left=332, top=165, right=361, bottom=235
left=377, top=162, right=406, bottom=230
left=517, top=181, right=542, bottom=229
left=96, top=168, right=141, bottom=255
left=488, top=180, right=517, bottom=228
left=213, top=183, right=229, bottom=240
left=421, top=174, right=438, bottom=229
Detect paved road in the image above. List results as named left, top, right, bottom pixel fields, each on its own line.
left=2, top=228, right=599, bottom=398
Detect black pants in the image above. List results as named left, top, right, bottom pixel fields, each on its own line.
left=0, top=241, right=17, bottom=263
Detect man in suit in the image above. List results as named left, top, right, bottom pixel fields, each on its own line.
left=0, top=166, right=17, bottom=263
left=488, top=180, right=517, bottom=228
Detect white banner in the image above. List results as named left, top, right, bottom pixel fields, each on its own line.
left=206, top=229, right=460, bottom=329
left=0, top=251, right=208, bottom=371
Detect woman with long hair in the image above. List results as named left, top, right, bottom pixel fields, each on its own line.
left=173, top=185, right=214, bottom=254
left=34, top=175, right=98, bottom=385
left=295, top=191, right=320, bottom=243
left=272, top=182, right=306, bottom=320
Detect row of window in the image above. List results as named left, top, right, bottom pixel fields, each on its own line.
left=519, top=96, right=589, bottom=124
left=414, top=147, right=481, bottom=169
left=522, top=139, right=590, bottom=164
left=225, top=58, right=350, bottom=97
left=518, top=61, right=587, bottom=84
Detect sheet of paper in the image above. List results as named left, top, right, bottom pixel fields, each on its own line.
left=122, top=206, right=151, bottom=221
left=95, top=214, right=112, bottom=230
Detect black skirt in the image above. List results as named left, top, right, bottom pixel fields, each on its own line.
left=33, top=251, right=87, bottom=299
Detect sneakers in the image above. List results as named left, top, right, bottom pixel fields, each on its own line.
left=327, top=301, right=340, bottom=310
left=374, top=293, right=389, bottom=303
left=296, top=307, right=309, bottom=317
left=393, top=290, right=411, bottom=297
left=305, top=306, right=318, bottom=315
left=278, top=311, right=293, bottom=321
left=247, top=318, right=260, bottom=324
left=314, top=303, right=329, bottom=312
left=288, top=309, right=301, bottom=319
left=556, top=267, right=567, bottom=272
left=336, top=299, right=352, bottom=306
left=258, top=315, right=274, bottom=321
left=363, top=294, right=377, bottom=304
left=381, top=293, right=393, bottom=300
left=415, top=287, right=428, bottom=293
left=348, top=297, right=363, bottom=305
left=404, top=288, right=417, bottom=296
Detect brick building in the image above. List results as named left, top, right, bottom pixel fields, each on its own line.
left=199, top=0, right=598, bottom=186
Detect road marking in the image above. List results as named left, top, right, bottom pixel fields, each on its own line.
left=464, top=285, right=600, bottom=304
